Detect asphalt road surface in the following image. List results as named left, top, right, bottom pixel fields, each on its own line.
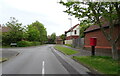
left=1, top=45, right=91, bottom=76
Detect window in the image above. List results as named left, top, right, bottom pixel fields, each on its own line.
left=74, top=30, right=77, bottom=34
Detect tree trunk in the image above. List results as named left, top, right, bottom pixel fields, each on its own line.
left=111, top=43, right=119, bottom=60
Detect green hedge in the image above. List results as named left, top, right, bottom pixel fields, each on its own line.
left=17, top=41, right=41, bottom=47
left=32, top=41, right=41, bottom=46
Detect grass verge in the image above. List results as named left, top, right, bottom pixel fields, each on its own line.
left=54, top=45, right=79, bottom=55
left=0, top=58, right=8, bottom=62
left=64, top=44, right=72, bottom=47
left=73, top=56, right=120, bottom=74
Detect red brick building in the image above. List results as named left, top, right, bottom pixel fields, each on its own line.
left=84, top=23, right=120, bottom=55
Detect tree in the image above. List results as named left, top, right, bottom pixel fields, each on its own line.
left=50, top=33, right=56, bottom=43
left=2, top=17, right=24, bottom=45
left=0, top=29, right=2, bottom=46
left=31, top=21, right=47, bottom=44
left=27, top=25, right=40, bottom=41
left=60, top=34, right=66, bottom=44
left=60, top=1, right=120, bottom=60
left=80, top=21, right=90, bottom=38
left=22, top=26, right=28, bottom=40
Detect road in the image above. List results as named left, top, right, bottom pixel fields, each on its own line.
left=1, top=45, right=91, bottom=75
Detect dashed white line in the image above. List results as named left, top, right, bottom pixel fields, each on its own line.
left=42, top=61, right=45, bottom=75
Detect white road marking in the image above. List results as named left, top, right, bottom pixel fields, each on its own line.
left=42, top=61, right=45, bottom=75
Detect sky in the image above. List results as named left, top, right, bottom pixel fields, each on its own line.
left=0, top=0, right=79, bottom=36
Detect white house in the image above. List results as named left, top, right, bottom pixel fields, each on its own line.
left=65, top=24, right=80, bottom=44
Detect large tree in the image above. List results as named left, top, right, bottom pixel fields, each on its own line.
left=60, top=1, right=120, bottom=60
left=51, top=33, right=56, bottom=43
left=27, top=25, right=40, bottom=41
left=2, top=17, right=24, bottom=45
left=31, top=21, right=47, bottom=44
left=60, top=34, right=66, bottom=44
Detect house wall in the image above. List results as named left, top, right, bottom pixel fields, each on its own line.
left=84, top=25, right=120, bottom=56
left=65, top=40, right=73, bottom=44
left=66, top=25, right=80, bottom=37
left=85, top=30, right=110, bottom=47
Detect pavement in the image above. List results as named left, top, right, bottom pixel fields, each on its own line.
left=1, top=44, right=94, bottom=76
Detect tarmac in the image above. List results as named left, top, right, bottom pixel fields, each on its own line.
left=0, top=49, right=19, bottom=63
left=1, top=45, right=109, bottom=74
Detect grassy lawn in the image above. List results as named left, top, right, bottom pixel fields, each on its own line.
left=0, top=58, right=8, bottom=62
left=54, top=45, right=79, bottom=55
left=73, top=56, right=120, bottom=74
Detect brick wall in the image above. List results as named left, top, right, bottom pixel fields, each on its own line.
left=84, top=25, right=120, bottom=52
left=85, top=29, right=111, bottom=47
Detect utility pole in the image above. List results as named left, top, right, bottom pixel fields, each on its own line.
left=68, top=18, right=72, bottom=40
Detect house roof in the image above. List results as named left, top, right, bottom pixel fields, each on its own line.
left=84, top=18, right=109, bottom=33
left=65, top=24, right=79, bottom=33
left=84, top=23, right=109, bottom=33
left=1, top=26, right=10, bottom=32
left=56, top=36, right=62, bottom=41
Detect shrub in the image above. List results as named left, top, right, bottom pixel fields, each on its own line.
left=17, top=41, right=33, bottom=47
left=32, top=41, right=41, bottom=46
left=17, top=41, right=41, bottom=47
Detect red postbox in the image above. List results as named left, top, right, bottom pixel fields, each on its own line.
left=90, top=37, right=97, bottom=46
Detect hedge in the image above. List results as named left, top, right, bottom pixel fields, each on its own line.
left=17, top=41, right=41, bottom=47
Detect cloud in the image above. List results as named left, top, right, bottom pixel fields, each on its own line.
left=0, top=0, right=79, bottom=35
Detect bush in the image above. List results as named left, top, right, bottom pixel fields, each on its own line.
left=17, top=41, right=33, bottom=47
left=17, top=41, right=41, bottom=47
left=32, top=41, right=41, bottom=46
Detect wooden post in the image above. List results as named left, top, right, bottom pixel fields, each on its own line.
left=91, top=46, right=95, bottom=56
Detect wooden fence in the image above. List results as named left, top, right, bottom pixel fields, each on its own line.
left=72, top=37, right=84, bottom=48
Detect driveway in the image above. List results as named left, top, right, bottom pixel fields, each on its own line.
left=1, top=45, right=91, bottom=75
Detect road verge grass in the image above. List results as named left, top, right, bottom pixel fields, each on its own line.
left=54, top=45, right=79, bottom=55
left=64, top=44, right=73, bottom=47
left=73, top=56, right=120, bottom=74
left=0, top=58, right=9, bottom=63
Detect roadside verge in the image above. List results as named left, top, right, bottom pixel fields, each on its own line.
left=51, top=46, right=91, bottom=74
left=54, top=45, right=119, bottom=75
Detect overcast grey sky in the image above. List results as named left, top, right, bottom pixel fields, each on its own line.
left=0, top=0, right=79, bottom=36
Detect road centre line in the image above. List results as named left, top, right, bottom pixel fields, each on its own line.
left=42, top=61, right=45, bottom=75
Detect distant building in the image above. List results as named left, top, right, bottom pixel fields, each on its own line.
left=55, top=36, right=63, bottom=44
left=65, top=24, right=80, bottom=44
